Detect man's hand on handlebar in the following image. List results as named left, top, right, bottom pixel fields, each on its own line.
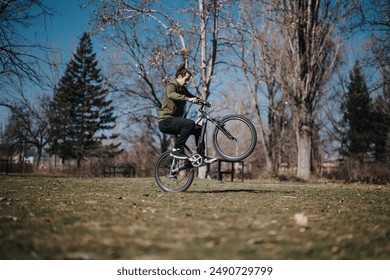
left=188, top=97, right=212, bottom=107
left=188, top=97, right=198, bottom=104
left=197, top=99, right=212, bottom=107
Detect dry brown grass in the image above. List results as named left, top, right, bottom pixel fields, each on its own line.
left=1, top=175, right=389, bottom=259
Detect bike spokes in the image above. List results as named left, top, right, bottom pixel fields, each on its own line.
left=213, top=115, right=257, bottom=161
left=154, top=151, right=195, bottom=192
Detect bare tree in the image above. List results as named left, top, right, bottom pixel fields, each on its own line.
left=226, top=1, right=289, bottom=173
left=88, top=0, right=183, bottom=155
left=90, top=0, right=227, bottom=105
left=269, top=0, right=352, bottom=178
left=0, top=0, right=54, bottom=107
left=2, top=93, right=50, bottom=169
left=196, top=0, right=221, bottom=101
left=228, top=0, right=356, bottom=178
left=225, top=0, right=348, bottom=178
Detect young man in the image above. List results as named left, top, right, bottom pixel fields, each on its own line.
left=158, top=66, right=217, bottom=164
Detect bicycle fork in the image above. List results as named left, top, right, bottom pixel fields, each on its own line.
left=212, top=118, right=237, bottom=142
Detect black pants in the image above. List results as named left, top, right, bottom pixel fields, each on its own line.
left=159, top=118, right=203, bottom=154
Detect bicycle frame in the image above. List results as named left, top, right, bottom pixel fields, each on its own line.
left=173, top=101, right=240, bottom=170
left=185, top=104, right=236, bottom=154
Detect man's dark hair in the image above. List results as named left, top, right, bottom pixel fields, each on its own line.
left=175, top=64, right=192, bottom=78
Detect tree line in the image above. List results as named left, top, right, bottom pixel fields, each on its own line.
left=0, top=0, right=389, bottom=180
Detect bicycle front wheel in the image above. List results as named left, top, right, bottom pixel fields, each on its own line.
left=213, top=115, right=257, bottom=161
left=154, top=151, right=195, bottom=192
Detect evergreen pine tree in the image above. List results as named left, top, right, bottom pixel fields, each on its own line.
left=370, top=96, right=389, bottom=162
left=342, top=61, right=371, bottom=160
left=48, top=32, right=119, bottom=168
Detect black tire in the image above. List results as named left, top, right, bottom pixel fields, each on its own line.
left=154, top=151, right=195, bottom=192
left=213, top=115, right=257, bottom=161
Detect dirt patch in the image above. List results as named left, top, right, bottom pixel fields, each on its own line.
left=1, top=175, right=389, bottom=259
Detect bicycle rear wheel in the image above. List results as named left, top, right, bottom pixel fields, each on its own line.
left=154, top=151, right=195, bottom=192
left=213, top=115, right=257, bottom=161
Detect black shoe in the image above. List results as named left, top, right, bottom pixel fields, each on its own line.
left=170, top=148, right=188, bottom=159
left=204, top=156, right=218, bottom=164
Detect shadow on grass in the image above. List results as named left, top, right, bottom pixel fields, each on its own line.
left=189, top=189, right=291, bottom=194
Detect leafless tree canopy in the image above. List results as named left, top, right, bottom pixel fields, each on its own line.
left=0, top=0, right=54, bottom=107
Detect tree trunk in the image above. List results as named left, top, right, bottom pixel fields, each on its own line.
left=253, top=107, right=273, bottom=171
left=197, top=0, right=218, bottom=179
left=295, top=105, right=312, bottom=179
left=35, top=146, right=43, bottom=170
left=296, top=128, right=311, bottom=179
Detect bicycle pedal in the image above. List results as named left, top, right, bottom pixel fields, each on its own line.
left=189, top=153, right=203, bottom=167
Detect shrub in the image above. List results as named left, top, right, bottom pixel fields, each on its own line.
left=325, top=159, right=390, bottom=184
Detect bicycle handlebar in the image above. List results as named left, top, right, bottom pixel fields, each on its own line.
left=196, top=99, right=212, bottom=107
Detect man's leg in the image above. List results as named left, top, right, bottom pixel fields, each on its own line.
left=193, top=124, right=217, bottom=164
left=159, top=118, right=195, bottom=159
left=193, top=124, right=204, bottom=155
left=171, top=118, right=195, bottom=149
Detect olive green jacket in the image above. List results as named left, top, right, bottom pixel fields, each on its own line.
left=158, top=79, right=196, bottom=120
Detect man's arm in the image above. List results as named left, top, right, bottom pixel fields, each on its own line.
left=167, top=83, right=197, bottom=102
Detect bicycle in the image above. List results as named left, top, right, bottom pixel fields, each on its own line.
left=154, top=100, right=257, bottom=192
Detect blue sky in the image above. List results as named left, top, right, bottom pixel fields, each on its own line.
left=40, top=0, right=93, bottom=59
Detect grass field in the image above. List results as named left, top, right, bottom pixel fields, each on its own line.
left=0, top=175, right=389, bottom=260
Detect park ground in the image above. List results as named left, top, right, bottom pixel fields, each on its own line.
left=0, top=175, right=389, bottom=260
